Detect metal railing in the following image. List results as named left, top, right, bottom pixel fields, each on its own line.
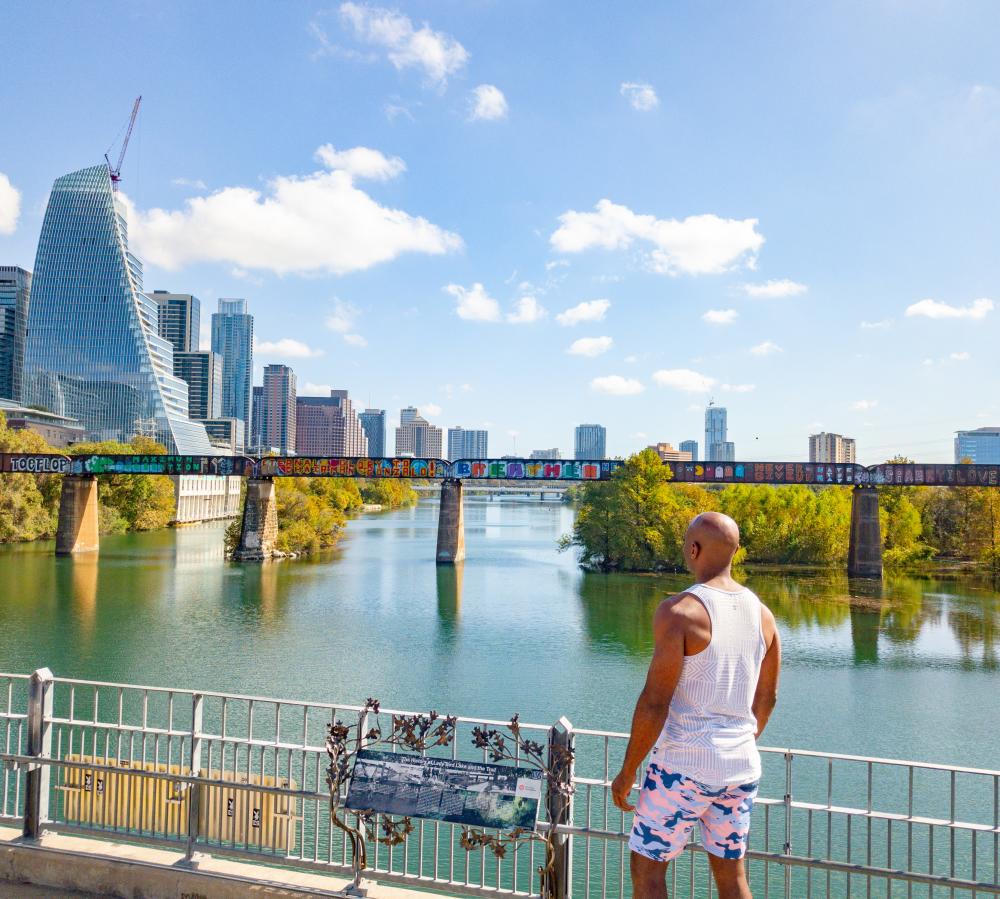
left=0, top=669, right=997, bottom=898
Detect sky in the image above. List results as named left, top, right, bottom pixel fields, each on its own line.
left=1, top=0, right=999, bottom=462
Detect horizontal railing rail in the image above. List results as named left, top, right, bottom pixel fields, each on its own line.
left=1, top=669, right=996, bottom=898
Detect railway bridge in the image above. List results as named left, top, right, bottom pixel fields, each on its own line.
left=2, top=453, right=998, bottom=578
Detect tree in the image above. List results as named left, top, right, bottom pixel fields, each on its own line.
left=0, top=412, right=59, bottom=542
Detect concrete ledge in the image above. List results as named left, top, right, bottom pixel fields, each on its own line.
left=0, top=826, right=459, bottom=899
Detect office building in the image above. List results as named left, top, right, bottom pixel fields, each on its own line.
left=447, top=426, right=488, bottom=459
left=955, top=427, right=1000, bottom=464
left=201, top=417, right=244, bottom=453
left=530, top=448, right=560, bottom=459
left=648, top=442, right=693, bottom=462
left=359, top=408, right=386, bottom=457
left=296, top=390, right=367, bottom=456
left=22, top=165, right=211, bottom=453
left=0, top=266, right=30, bottom=401
left=679, top=440, right=698, bottom=460
left=173, top=473, right=243, bottom=523
left=250, top=385, right=265, bottom=451
left=574, top=424, right=606, bottom=460
left=211, top=298, right=253, bottom=437
left=809, top=432, right=857, bottom=464
left=173, top=351, right=222, bottom=420
left=152, top=291, right=200, bottom=354
left=705, top=403, right=735, bottom=462
left=262, top=364, right=296, bottom=454
left=395, top=406, right=443, bottom=457
left=0, top=397, right=83, bottom=447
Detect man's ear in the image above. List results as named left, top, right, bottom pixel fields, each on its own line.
left=690, top=541, right=700, bottom=559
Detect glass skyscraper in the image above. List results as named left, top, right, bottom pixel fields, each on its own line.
left=359, top=408, right=386, bottom=457
left=0, top=266, right=31, bottom=402
left=705, top=403, right=735, bottom=461
left=23, top=165, right=212, bottom=453
left=574, top=423, right=606, bottom=459
left=211, top=298, right=253, bottom=442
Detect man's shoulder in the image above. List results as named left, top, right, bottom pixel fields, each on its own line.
left=654, top=591, right=709, bottom=626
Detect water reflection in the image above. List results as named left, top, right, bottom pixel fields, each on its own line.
left=436, top=563, right=464, bottom=641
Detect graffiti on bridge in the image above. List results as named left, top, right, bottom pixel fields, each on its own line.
left=448, top=459, right=620, bottom=480
left=253, top=456, right=443, bottom=478
left=664, top=461, right=1000, bottom=487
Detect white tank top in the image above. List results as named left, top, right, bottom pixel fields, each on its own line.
left=651, top=583, right=767, bottom=787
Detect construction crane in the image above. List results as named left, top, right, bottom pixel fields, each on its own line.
left=104, top=96, right=142, bottom=191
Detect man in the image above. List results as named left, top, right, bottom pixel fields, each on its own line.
left=611, top=512, right=781, bottom=899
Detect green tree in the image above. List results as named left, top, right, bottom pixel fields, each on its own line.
left=0, top=412, right=59, bottom=542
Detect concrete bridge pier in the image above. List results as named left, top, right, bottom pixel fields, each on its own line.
left=847, top=486, right=883, bottom=578
left=233, top=478, right=279, bottom=562
left=55, top=476, right=99, bottom=555
left=436, top=478, right=465, bottom=564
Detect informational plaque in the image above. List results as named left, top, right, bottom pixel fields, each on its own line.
left=345, top=749, right=543, bottom=831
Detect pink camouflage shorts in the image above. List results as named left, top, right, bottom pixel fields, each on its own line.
left=628, top=763, right=758, bottom=862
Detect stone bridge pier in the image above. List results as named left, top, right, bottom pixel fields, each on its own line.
left=233, top=478, right=279, bottom=562
left=56, top=475, right=100, bottom=555
left=847, top=485, right=883, bottom=578
left=436, top=478, right=465, bottom=564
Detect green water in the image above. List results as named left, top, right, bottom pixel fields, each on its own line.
left=0, top=498, right=997, bottom=770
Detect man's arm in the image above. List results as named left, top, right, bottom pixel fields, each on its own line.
left=751, top=605, right=781, bottom=739
left=610, top=598, right=687, bottom=812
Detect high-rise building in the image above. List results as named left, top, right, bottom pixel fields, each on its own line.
left=359, top=408, right=386, bottom=457
left=152, top=291, right=200, bottom=354
left=211, top=298, right=253, bottom=436
left=296, top=390, right=367, bottom=456
left=173, top=351, right=222, bottom=420
left=447, top=427, right=488, bottom=459
left=201, top=417, right=244, bottom=453
left=679, top=439, right=698, bottom=460
left=395, top=406, right=443, bottom=457
left=0, top=266, right=30, bottom=402
left=250, top=385, right=265, bottom=451
left=22, top=165, right=211, bottom=453
left=530, top=448, right=560, bottom=459
left=955, top=427, right=1000, bottom=464
left=705, top=404, right=735, bottom=461
left=809, top=432, right=857, bottom=464
left=262, top=364, right=296, bottom=454
left=648, top=442, right=693, bottom=462
left=574, top=424, right=606, bottom=459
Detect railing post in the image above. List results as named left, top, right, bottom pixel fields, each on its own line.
left=186, top=692, right=204, bottom=859
left=548, top=716, right=574, bottom=899
left=23, top=667, right=54, bottom=839
left=783, top=750, right=793, bottom=899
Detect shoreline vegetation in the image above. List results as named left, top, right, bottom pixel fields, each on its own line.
left=560, top=448, right=1000, bottom=575
left=0, top=412, right=417, bottom=554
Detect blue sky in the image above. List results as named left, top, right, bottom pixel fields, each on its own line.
left=2, top=1, right=998, bottom=461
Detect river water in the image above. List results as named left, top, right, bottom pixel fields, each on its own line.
left=0, top=497, right=997, bottom=771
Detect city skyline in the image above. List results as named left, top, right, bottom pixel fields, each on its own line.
left=1, top=2, right=998, bottom=462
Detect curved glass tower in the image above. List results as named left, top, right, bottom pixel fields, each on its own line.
left=23, top=165, right=211, bottom=454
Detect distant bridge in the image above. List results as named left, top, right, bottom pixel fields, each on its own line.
left=3, top=453, right=998, bottom=577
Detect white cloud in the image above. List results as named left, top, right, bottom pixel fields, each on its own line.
left=339, top=2, right=468, bottom=86
left=171, top=177, right=207, bottom=190
left=568, top=336, right=614, bottom=357
left=905, top=297, right=994, bottom=320
left=742, top=279, right=807, bottom=298
left=702, top=308, right=738, bottom=325
left=256, top=338, right=324, bottom=358
left=624, top=354, right=638, bottom=364
left=469, top=84, right=508, bottom=121
left=950, top=351, right=971, bottom=361
left=0, top=173, right=21, bottom=235
left=722, top=383, right=755, bottom=393
left=860, top=319, right=892, bottom=330
left=750, top=340, right=782, bottom=356
left=591, top=375, right=644, bottom=396
left=446, top=283, right=501, bottom=322
left=556, top=298, right=611, bottom=326
left=314, top=144, right=405, bottom=180
left=302, top=382, right=334, bottom=395
left=126, top=146, right=461, bottom=275
left=326, top=299, right=368, bottom=347
left=852, top=399, right=878, bottom=411
left=551, top=199, right=763, bottom=276
left=620, top=82, right=659, bottom=111
left=422, top=402, right=443, bottom=417
left=652, top=369, right=716, bottom=393
left=506, top=296, right=546, bottom=324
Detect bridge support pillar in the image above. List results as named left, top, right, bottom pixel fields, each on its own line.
left=436, top=478, right=465, bottom=564
left=848, top=486, right=882, bottom=579
left=233, top=478, right=279, bottom=562
left=56, top=475, right=99, bottom=555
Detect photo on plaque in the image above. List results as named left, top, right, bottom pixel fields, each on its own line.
left=345, top=749, right=544, bottom=831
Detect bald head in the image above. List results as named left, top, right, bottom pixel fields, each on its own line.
left=684, top=512, right=740, bottom=576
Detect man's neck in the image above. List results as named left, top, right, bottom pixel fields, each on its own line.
left=695, top=567, right=741, bottom=590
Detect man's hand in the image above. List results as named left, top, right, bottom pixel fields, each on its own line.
left=611, top=768, right=637, bottom=813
